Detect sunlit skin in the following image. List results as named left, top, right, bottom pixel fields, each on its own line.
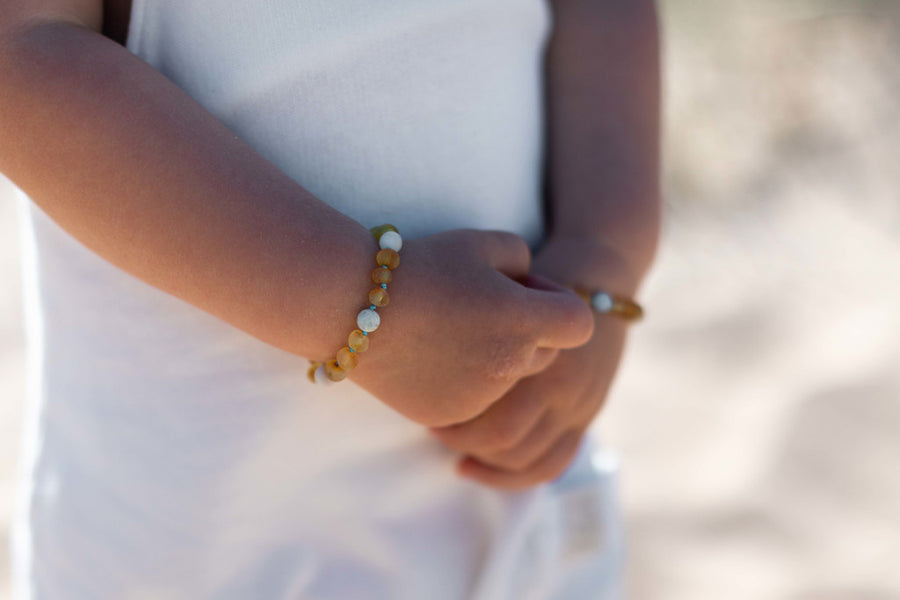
left=0, top=0, right=659, bottom=490
left=430, top=0, right=661, bottom=489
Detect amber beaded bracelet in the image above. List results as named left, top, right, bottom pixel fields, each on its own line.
left=307, top=224, right=402, bottom=384
left=575, top=288, right=644, bottom=322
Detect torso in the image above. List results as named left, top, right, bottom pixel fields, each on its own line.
left=12, top=2, right=623, bottom=597
left=102, top=0, right=132, bottom=45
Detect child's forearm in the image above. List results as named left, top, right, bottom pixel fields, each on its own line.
left=0, top=19, right=374, bottom=359
left=542, top=0, right=661, bottom=292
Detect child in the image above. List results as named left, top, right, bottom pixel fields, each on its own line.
left=0, top=0, right=659, bottom=597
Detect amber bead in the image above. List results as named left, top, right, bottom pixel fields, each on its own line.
left=376, top=248, right=400, bottom=270
left=613, top=298, right=644, bottom=321
left=372, top=267, right=392, bottom=285
left=307, top=361, right=321, bottom=383
left=370, top=223, right=399, bottom=240
left=576, top=287, right=645, bottom=322
left=324, top=359, right=347, bottom=382
left=336, top=346, right=358, bottom=371
left=368, top=288, right=389, bottom=308
left=348, top=329, right=370, bottom=353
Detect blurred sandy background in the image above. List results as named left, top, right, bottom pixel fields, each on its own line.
left=1, top=1, right=899, bottom=598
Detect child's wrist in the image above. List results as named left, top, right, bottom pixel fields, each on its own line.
left=308, top=224, right=404, bottom=383
left=278, top=219, right=377, bottom=360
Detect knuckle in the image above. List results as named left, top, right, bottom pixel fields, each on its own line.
left=566, top=299, right=597, bottom=346
left=487, top=230, right=532, bottom=267
left=476, top=335, right=533, bottom=383
left=527, top=347, right=559, bottom=376
left=507, top=297, right=554, bottom=345
left=425, top=397, right=485, bottom=428
left=505, top=232, right=532, bottom=263
left=488, top=420, right=526, bottom=452
left=490, top=229, right=529, bottom=252
left=479, top=451, right=531, bottom=476
left=500, top=453, right=536, bottom=473
left=451, top=395, right=495, bottom=426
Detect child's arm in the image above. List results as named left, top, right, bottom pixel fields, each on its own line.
left=0, top=10, right=376, bottom=362
left=0, top=7, right=595, bottom=427
left=540, top=0, right=661, bottom=284
left=429, top=0, right=661, bottom=488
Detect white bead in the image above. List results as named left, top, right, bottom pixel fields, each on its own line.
left=591, top=292, right=614, bottom=313
left=313, top=364, right=334, bottom=386
left=378, top=230, right=403, bottom=252
left=357, top=308, right=381, bottom=332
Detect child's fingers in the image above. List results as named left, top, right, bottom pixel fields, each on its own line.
left=510, top=272, right=596, bottom=350
left=429, top=381, right=547, bottom=454
left=473, top=229, right=532, bottom=279
left=472, top=412, right=561, bottom=473
left=527, top=285, right=596, bottom=349
left=520, top=346, right=560, bottom=378
left=455, top=429, right=584, bottom=491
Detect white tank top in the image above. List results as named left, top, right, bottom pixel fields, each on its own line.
left=13, top=1, right=624, bottom=598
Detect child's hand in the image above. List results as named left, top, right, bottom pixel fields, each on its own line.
left=427, top=316, right=625, bottom=489
left=426, top=240, right=634, bottom=489
left=347, top=229, right=595, bottom=428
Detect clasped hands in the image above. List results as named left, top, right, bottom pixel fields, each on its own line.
left=348, top=229, right=633, bottom=490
